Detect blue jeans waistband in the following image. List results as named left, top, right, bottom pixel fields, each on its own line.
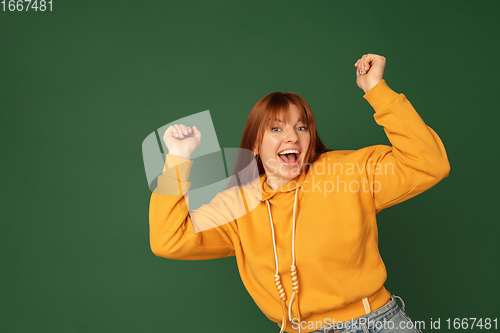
left=317, top=295, right=410, bottom=333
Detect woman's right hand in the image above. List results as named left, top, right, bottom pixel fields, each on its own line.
left=163, top=124, right=201, bottom=160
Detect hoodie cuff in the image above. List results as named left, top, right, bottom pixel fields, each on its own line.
left=163, top=154, right=193, bottom=179
left=363, top=80, right=400, bottom=111
left=154, top=154, right=194, bottom=195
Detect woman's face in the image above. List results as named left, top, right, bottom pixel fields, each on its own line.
left=256, top=104, right=311, bottom=190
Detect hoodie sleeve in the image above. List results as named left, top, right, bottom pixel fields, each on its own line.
left=149, top=154, right=239, bottom=260
left=361, top=80, right=450, bottom=213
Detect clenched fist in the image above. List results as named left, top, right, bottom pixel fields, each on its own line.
left=163, top=124, right=201, bottom=160
left=354, top=54, right=386, bottom=94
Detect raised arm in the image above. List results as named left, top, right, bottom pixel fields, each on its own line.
left=354, top=54, right=450, bottom=212
left=149, top=124, right=239, bottom=260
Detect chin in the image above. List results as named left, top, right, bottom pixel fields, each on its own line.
left=284, top=169, right=301, bottom=180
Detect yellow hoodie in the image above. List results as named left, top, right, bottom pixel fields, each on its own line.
left=149, top=80, right=450, bottom=333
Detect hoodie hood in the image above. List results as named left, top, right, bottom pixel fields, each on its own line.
left=244, top=171, right=308, bottom=202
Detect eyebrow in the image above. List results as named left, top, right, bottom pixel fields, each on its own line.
left=271, top=118, right=305, bottom=124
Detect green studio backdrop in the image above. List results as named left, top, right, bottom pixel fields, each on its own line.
left=1, top=1, right=499, bottom=332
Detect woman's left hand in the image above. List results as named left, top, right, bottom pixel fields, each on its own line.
left=354, top=54, right=386, bottom=94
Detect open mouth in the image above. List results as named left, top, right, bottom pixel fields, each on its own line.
left=277, top=149, right=301, bottom=166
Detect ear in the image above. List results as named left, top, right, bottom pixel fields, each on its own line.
left=252, top=145, right=258, bottom=156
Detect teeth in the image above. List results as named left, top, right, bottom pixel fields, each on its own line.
left=278, top=149, right=300, bottom=155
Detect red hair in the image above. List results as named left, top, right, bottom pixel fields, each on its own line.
left=227, top=92, right=332, bottom=188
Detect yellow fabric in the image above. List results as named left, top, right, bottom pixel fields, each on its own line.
left=149, top=80, right=450, bottom=333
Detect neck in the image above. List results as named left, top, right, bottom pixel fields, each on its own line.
left=265, top=175, right=291, bottom=191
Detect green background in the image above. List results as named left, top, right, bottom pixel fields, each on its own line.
left=1, top=0, right=499, bottom=332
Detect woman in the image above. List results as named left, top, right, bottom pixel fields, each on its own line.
left=149, top=54, right=450, bottom=333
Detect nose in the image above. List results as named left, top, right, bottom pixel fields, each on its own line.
left=283, top=127, right=299, bottom=143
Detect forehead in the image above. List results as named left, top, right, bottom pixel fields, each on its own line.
left=269, top=104, right=304, bottom=123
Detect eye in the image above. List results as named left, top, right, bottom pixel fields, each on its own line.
left=271, top=127, right=281, bottom=132
left=297, top=126, right=308, bottom=131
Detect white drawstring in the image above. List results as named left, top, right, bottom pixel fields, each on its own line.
left=266, top=184, right=373, bottom=333
left=288, top=188, right=299, bottom=322
left=267, top=200, right=287, bottom=333
left=266, top=188, right=301, bottom=333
